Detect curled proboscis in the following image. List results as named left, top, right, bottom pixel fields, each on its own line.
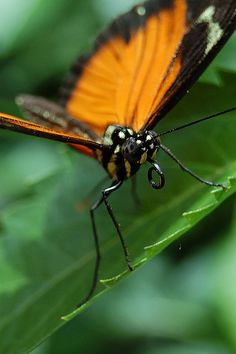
left=147, top=159, right=165, bottom=190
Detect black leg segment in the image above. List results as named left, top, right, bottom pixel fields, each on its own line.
left=77, top=179, right=133, bottom=308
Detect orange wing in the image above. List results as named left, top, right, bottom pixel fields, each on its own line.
left=14, top=94, right=102, bottom=157
left=0, top=112, right=102, bottom=157
left=60, top=0, right=236, bottom=134
left=60, top=0, right=187, bottom=134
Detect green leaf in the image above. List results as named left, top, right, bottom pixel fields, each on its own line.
left=211, top=196, right=236, bottom=351
left=0, top=69, right=236, bottom=352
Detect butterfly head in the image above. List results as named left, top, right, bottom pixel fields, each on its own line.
left=121, top=130, right=160, bottom=165
left=99, top=125, right=160, bottom=181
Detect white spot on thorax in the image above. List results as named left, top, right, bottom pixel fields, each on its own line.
left=103, top=125, right=116, bottom=145
left=118, top=131, right=126, bottom=139
left=146, top=135, right=152, bottom=141
left=196, top=5, right=223, bottom=55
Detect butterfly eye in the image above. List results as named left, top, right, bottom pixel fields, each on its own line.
left=129, top=142, right=136, bottom=151
left=121, top=137, right=142, bottom=162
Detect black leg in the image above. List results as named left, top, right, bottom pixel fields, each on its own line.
left=77, top=180, right=133, bottom=308
left=102, top=182, right=133, bottom=272
left=160, top=143, right=227, bottom=189
left=76, top=193, right=103, bottom=308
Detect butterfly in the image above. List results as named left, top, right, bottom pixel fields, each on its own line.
left=0, top=0, right=236, bottom=307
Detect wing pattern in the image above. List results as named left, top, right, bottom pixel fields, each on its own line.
left=0, top=112, right=101, bottom=156
left=60, top=0, right=236, bottom=134
left=1, top=0, right=235, bottom=157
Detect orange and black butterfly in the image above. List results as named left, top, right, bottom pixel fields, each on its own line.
left=0, top=0, right=236, bottom=306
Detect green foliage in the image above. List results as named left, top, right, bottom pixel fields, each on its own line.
left=0, top=1, right=236, bottom=353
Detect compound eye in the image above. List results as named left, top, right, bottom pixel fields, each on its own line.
left=128, top=140, right=137, bottom=152
left=122, top=137, right=139, bottom=160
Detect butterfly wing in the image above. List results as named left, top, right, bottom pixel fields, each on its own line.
left=16, top=94, right=99, bottom=141
left=144, top=0, right=236, bottom=130
left=0, top=112, right=102, bottom=157
left=59, top=0, right=236, bottom=134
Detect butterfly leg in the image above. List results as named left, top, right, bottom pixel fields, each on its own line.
left=76, top=195, right=103, bottom=307
left=77, top=180, right=132, bottom=307
left=102, top=181, right=134, bottom=272
left=160, top=143, right=227, bottom=189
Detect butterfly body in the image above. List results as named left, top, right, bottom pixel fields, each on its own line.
left=96, top=125, right=159, bottom=181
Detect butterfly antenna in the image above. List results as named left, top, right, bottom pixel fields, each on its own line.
left=158, top=107, right=236, bottom=136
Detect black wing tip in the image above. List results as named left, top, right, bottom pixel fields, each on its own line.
left=144, top=1, right=236, bottom=130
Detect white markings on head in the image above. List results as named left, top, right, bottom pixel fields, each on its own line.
left=136, top=140, right=142, bottom=145
left=136, top=6, right=146, bottom=16
left=146, top=135, right=152, bottom=141
left=103, top=125, right=117, bottom=145
left=196, top=6, right=223, bottom=55
left=118, top=131, right=126, bottom=139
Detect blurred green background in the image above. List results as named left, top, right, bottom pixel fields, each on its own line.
left=1, top=1, right=236, bottom=353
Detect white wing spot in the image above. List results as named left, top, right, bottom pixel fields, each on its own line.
left=136, top=6, right=146, bottom=16
left=196, top=6, right=223, bottom=55
left=43, top=111, right=50, bottom=119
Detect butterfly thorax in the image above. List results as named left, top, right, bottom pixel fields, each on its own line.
left=96, top=125, right=160, bottom=181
